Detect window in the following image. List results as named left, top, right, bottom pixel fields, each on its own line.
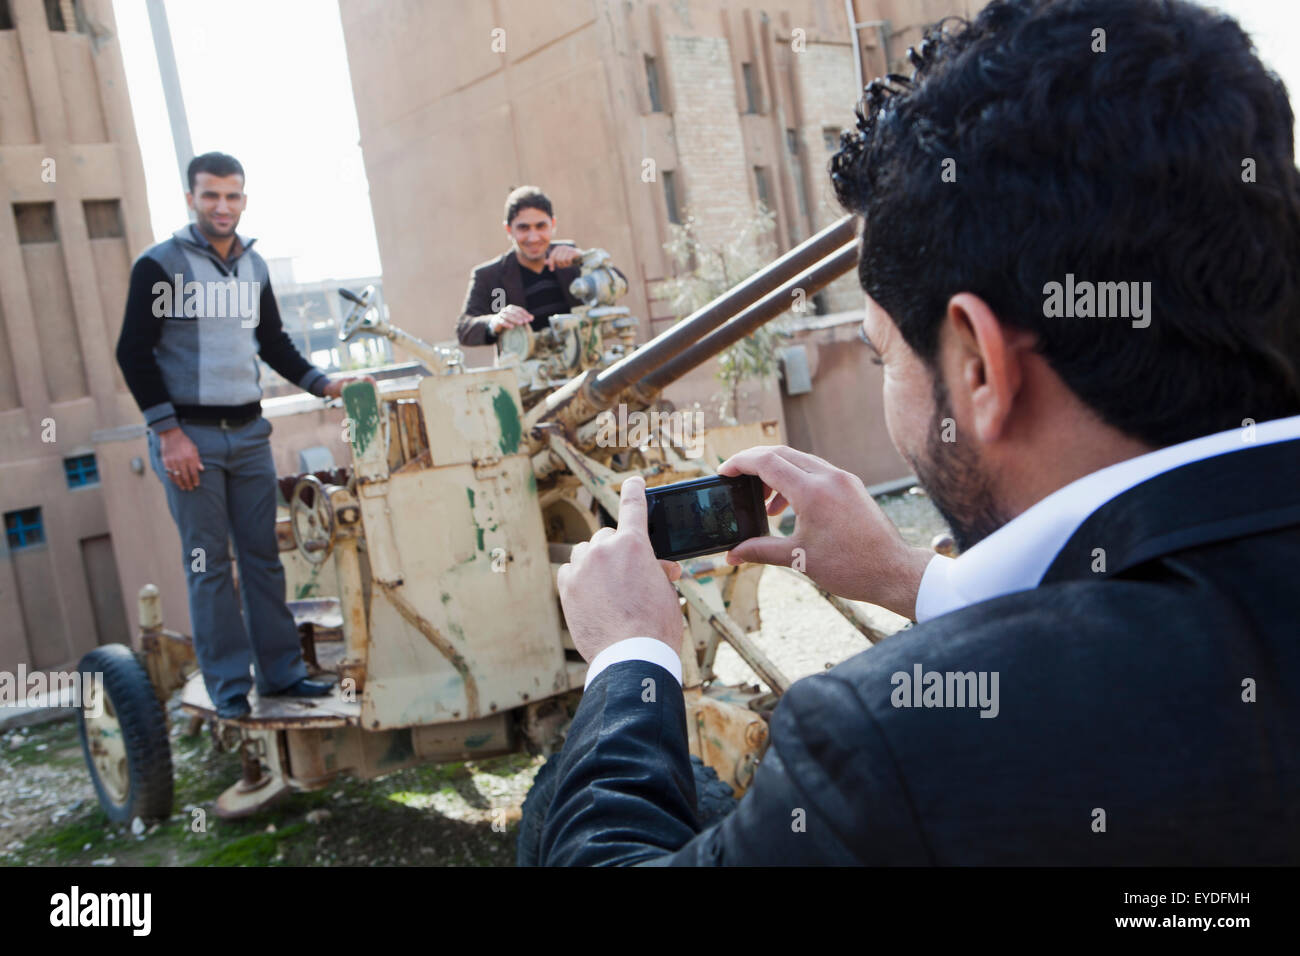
left=645, top=55, right=663, bottom=113
left=786, top=130, right=809, bottom=219
left=742, top=63, right=760, bottom=114
left=823, top=126, right=842, bottom=151
left=84, top=200, right=123, bottom=239
left=1, top=2, right=14, bottom=31
left=64, top=454, right=99, bottom=487
left=14, top=202, right=58, bottom=243
left=753, top=166, right=773, bottom=213
left=662, top=170, right=682, bottom=225
left=44, top=0, right=65, bottom=31
left=5, top=508, right=44, bottom=549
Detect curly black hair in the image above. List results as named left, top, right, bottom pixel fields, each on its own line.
left=832, top=0, right=1300, bottom=447
left=504, top=185, right=554, bottom=225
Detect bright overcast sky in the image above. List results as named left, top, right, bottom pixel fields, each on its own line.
left=112, top=0, right=381, bottom=282
left=111, top=0, right=1296, bottom=285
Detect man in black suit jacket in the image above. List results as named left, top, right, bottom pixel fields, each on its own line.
left=456, top=185, right=619, bottom=347
left=541, top=0, right=1300, bottom=865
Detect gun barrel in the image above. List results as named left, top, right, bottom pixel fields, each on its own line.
left=587, top=214, right=858, bottom=405
left=638, top=240, right=859, bottom=393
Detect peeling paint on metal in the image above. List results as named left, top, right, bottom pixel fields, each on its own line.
left=343, top=383, right=381, bottom=455
left=466, top=487, right=485, bottom=551
left=493, top=386, right=521, bottom=456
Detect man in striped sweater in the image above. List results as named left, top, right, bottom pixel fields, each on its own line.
left=116, top=151, right=366, bottom=720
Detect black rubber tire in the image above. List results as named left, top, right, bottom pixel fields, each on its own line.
left=75, top=644, right=175, bottom=824
left=516, top=753, right=738, bottom=866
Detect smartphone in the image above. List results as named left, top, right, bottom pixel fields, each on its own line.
left=633, top=473, right=769, bottom=561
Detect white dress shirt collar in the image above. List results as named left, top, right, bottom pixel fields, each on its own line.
left=915, top=413, right=1300, bottom=622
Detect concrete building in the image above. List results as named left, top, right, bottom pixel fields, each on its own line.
left=0, top=0, right=157, bottom=674
left=339, top=0, right=971, bottom=485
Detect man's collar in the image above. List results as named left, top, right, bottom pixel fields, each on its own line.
left=177, top=223, right=255, bottom=261
left=915, top=413, right=1300, bottom=621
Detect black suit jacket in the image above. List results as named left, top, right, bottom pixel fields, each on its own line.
left=455, top=242, right=586, bottom=347
left=539, top=436, right=1300, bottom=865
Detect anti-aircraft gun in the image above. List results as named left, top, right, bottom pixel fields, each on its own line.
left=76, top=215, right=882, bottom=826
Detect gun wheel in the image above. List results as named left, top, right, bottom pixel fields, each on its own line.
left=290, top=474, right=335, bottom=565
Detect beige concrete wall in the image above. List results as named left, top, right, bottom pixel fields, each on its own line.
left=0, top=0, right=167, bottom=672
left=781, top=320, right=910, bottom=485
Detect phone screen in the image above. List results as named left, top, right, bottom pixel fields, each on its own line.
left=641, top=474, right=768, bottom=561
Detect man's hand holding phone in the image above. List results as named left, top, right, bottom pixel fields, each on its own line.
left=557, top=476, right=684, bottom=663
left=718, top=445, right=934, bottom=621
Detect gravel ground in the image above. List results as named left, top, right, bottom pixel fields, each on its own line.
left=0, top=488, right=947, bottom=867
left=713, top=488, right=950, bottom=688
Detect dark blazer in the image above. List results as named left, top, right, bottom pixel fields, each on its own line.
left=539, top=436, right=1300, bottom=865
left=455, top=242, right=585, bottom=347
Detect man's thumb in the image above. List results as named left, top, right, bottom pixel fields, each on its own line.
left=726, top=535, right=794, bottom=568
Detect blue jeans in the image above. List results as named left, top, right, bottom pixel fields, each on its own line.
left=147, top=417, right=307, bottom=705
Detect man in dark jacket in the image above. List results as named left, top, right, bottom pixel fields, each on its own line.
left=116, top=151, right=367, bottom=720
left=542, top=0, right=1300, bottom=865
left=456, top=186, right=618, bottom=347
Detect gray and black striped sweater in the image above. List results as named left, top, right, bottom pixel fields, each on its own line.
left=115, top=225, right=328, bottom=433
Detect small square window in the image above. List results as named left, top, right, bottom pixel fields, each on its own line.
left=14, top=202, right=58, bottom=243
left=84, top=200, right=123, bottom=239
left=5, top=507, right=44, bottom=549
left=64, top=453, right=99, bottom=487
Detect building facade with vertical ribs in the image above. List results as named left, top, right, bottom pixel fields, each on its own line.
left=338, top=0, right=971, bottom=487
left=0, top=0, right=153, bottom=673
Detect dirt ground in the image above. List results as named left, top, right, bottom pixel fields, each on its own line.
left=0, top=489, right=945, bottom=867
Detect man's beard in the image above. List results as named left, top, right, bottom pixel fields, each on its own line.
left=197, top=215, right=236, bottom=238
left=905, top=375, right=1007, bottom=554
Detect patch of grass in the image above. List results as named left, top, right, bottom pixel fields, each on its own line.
left=193, top=822, right=305, bottom=867
left=7, top=700, right=546, bottom=868
left=1, top=718, right=81, bottom=767
left=473, top=752, right=541, bottom=777
left=17, top=810, right=120, bottom=862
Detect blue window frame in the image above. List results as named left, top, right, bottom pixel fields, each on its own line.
left=4, top=507, right=44, bottom=549
left=64, top=453, right=99, bottom=487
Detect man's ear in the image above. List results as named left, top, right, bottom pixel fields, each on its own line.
left=943, top=292, right=1031, bottom=444
left=185, top=192, right=195, bottom=211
